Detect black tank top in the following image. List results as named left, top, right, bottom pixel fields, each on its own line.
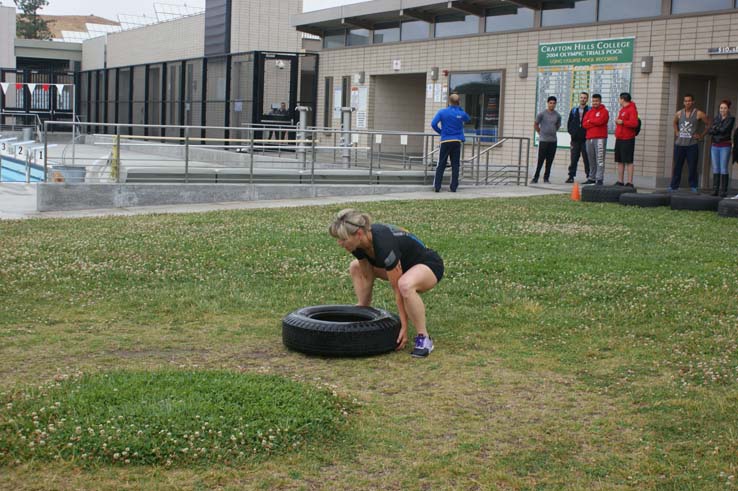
left=351, top=223, right=431, bottom=272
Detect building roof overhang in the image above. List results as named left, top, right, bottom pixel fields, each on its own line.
left=291, top=0, right=578, bottom=36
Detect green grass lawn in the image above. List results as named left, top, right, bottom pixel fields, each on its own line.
left=0, top=195, right=737, bottom=490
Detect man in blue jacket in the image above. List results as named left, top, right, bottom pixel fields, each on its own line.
left=431, top=94, right=471, bottom=192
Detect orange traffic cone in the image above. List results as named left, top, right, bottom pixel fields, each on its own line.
left=571, top=182, right=581, bottom=201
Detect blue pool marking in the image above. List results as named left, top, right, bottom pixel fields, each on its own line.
left=0, top=155, right=44, bottom=182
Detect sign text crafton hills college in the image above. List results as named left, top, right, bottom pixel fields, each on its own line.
left=538, top=38, right=635, bottom=67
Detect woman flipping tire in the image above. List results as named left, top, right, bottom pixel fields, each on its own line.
left=328, top=209, right=444, bottom=358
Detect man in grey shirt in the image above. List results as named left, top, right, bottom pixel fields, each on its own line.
left=532, top=96, right=562, bottom=184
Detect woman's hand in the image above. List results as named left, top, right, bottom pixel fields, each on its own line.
left=396, top=325, right=408, bottom=350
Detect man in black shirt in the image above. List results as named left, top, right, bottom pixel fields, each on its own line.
left=566, top=92, right=590, bottom=183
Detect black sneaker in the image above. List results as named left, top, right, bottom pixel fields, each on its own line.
left=584, top=179, right=595, bottom=185
left=615, top=181, right=624, bottom=186
left=596, top=180, right=604, bottom=186
left=543, top=179, right=550, bottom=184
left=530, top=178, right=538, bottom=184
left=565, top=177, right=574, bottom=184
left=626, top=183, right=634, bottom=188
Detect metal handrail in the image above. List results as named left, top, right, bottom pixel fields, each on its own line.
left=463, top=138, right=509, bottom=163
left=42, top=120, right=531, bottom=186
left=60, top=115, right=85, bottom=165
left=0, top=111, right=42, bottom=137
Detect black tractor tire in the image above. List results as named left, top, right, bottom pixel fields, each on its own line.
left=282, top=305, right=401, bottom=357
left=619, top=192, right=672, bottom=207
left=670, top=194, right=722, bottom=211
left=581, top=185, right=638, bottom=203
left=717, top=199, right=738, bottom=218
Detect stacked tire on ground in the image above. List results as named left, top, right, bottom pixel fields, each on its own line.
left=582, top=186, right=738, bottom=218
left=670, top=194, right=723, bottom=211
left=581, top=185, right=637, bottom=203
left=718, top=199, right=738, bottom=218
left=282, top=305, right=401, bottom=357
left=619, top=192, right=671, bottom=207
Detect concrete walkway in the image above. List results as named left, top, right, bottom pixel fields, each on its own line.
left=0, top=182, right=570, bottom=220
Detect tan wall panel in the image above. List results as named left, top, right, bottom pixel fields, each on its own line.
left=0, top=6, right=15, bottom=69
left=231, top=0, right=303, bottom=53
left=82, top=36, right=106, bottom=71
left=107, top=14, right=205, bottom=68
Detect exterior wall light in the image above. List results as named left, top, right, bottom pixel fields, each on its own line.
left=518, top=63, right=528, bottom=79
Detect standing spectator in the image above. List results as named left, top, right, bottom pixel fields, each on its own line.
left=566, top=92, right=590, bottom=183
left=707, top=100, right=735, bottom=197
left=732, top=121, right=738, bottom=199
left=431, top=93, right=471, bottom=192
left=669, top=94, right=710, bottom=193
left=531, top=96, right=562, bottom=184
left=583, top=94, right=609, bottom=185
left=614, top=92, right=639, bottom=187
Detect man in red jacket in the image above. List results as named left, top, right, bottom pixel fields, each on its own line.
left=583, top=94, right=609, bottom=185
left=614, top=92, right=639, bottom=187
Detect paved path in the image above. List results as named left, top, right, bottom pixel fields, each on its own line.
left=0, top=183, right=570, bottom=221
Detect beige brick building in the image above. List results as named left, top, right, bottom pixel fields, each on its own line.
left=293, top=0, right=738, bottom=188
left=0, top=6, right=15, bottom=70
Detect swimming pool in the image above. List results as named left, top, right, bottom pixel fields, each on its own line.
left=0, top=156, right=44, bottom=182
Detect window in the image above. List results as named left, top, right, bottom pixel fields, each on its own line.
left=598, top=0, right=662, bottom=20
left=347, top=29, right=370, bottom=46
left=448, top=71, right=503, bottom=140
left=485, top=6, right=534, bottom=32
left=323, top=77, right=332, bottom=127
left=434, top=13, right=479, bottom=38
left=671, top=0, right=734, bottom=14
left=323, top=30, right=346, bottom=49
left=374, top=22, right=400, bottom=44
left=341, top=76, right=351, bottom=108
left=401, top=20, right=430, bottom=41
left=599, top=0, right=661, bottom=20
left=541, top=0, right=596, bottom=26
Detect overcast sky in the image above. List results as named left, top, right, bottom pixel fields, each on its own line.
left=0, top=0, right=365, bottom=19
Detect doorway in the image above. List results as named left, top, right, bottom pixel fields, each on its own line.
left=254, top=52, right=298, bottom=128
left=370, top=73, right=426, bottom=154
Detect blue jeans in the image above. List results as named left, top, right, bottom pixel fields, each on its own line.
left=671, top=144, right=699, bottom=190
left=434, top=141, right=461, bottom=191
left=711, top=145, right=731, bottom=174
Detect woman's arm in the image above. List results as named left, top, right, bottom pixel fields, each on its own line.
left=387, top=263, right=409, bottom=349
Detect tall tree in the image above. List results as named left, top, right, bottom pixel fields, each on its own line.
left=15, top=0, right=53, bottom=40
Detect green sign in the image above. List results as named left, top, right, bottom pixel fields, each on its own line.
left=538, top=37, right=634, bottom=67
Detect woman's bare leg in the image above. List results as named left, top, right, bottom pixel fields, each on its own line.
left=397, top=264, right=438, bottom=337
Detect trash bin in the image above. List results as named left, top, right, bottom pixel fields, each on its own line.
left=22, top=127, right=33, bottom=142
left=49, top=165, right=86, bottom=183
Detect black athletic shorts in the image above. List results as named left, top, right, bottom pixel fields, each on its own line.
left=615, top=139, right=635, bottom=164
left=421, top=249, right=445, bottom=282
